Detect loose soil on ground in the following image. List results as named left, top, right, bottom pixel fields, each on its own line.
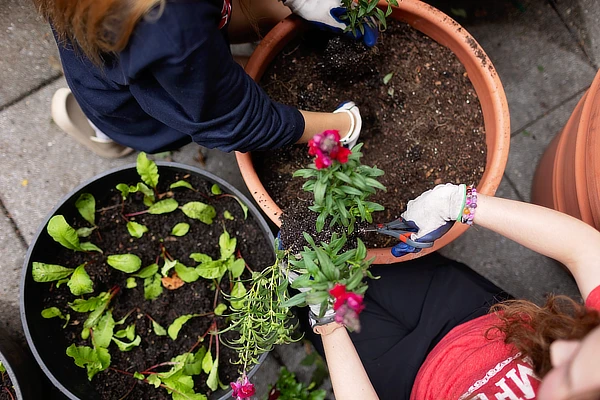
left=33, top=169, right=274, bottom=399
left=255, top=21, right=487, bottom=249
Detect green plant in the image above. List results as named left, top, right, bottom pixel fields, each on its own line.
left=266, top=367, right=326, bottom=400
left=31, top=153, right=262, bottom=400
left=223, top=246, right=299, bottom=376
left=284, top=233, right=374, bottom=331
left=339, top=0, right=399, bottom=38
left=294, top=141, right=386, bottom=233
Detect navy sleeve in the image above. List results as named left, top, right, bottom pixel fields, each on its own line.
left=122, top=2, right=304, bottom=152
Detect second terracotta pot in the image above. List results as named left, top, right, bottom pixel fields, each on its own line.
left=532, top=69, right=600, bottom=230
left=236, top=0, right=510, bottom=264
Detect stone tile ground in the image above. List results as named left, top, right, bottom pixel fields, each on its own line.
left=1, top=0, right=598, bottom=398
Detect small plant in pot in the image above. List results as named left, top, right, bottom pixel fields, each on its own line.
left=21, top=154, right=275, bottom=400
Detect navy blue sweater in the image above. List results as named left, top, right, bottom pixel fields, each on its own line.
left=55, top=0, right=305, bottom=153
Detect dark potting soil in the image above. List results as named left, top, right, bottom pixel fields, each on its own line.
left=0, top=372, right=16, bottom=400
left=34, top=169, right=275, bottom=399
left=256, top=20, right=487, bottom=250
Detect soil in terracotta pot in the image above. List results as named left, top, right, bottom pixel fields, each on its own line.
left=255, top=20, right=487, bottom=250
left=0, top=370, right=16, bottom=400
left=34, top=169, right=274, bottom=399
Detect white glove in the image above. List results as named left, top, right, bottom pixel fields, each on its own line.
left=401, top=183, right=466, bottom=240
left=283, top=0, right=347, bottom=31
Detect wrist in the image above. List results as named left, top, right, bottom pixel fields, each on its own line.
left=313, top=321, right=345, bottom=336
left=458, top=185, right=478, bottom=225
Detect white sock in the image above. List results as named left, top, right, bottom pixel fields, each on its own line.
left=87, top=119, right=113, bottom=143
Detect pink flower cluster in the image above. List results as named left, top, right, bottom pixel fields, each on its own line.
left=230, top=375, right=255, bottom=399
left=329, top=283, right=365, bottom=332
left=308, top=130, right=351, bottom=170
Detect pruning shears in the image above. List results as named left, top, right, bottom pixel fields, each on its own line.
left=361, top=217, right=434, bottom=249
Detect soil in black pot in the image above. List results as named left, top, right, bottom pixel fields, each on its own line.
left=0, top=370, right=16, bottom=400
left=34, top=169, right=274, bottom=399
left=255, top=20, right=487, bottom=249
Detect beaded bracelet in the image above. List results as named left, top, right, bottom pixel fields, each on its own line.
left=460, top=185, right=477, bottom=225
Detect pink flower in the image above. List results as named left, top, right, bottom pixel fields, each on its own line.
left=328, top=284, right=364, bottom=332
left=335, top=304, right=362, bottom=332
left=230, top=375, right=255, bottom=399
left=307, top=130, right=351, bottom=170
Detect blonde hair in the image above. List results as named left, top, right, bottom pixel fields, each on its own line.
left=33, top=0, right=165, bottom=63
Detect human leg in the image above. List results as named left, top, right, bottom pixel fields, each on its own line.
left=51, top=88, right=133, bottom=159
left=349, top=253, right=509, bottom=399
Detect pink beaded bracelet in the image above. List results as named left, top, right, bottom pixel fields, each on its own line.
left=461, top=185, right=477, bottom=225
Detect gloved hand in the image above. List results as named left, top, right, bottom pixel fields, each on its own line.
left=392, top=183, right=467, bottom=257
left=283, top=0, right=379, bottom=47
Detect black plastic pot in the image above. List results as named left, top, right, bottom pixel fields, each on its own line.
left=0, top=325, right=42, bottom=400
left=20, top=162, right=273, bottom=400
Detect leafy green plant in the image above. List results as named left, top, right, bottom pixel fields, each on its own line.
left=223, top=249, right=299, bottom=377
left=284, top=233, right=374, bottom=331
left=32, top=262, right=94, bottom=296
left=31, top=152, right=260, bottom=399
left=294, top=142, right=386, bottom=233
left=339, top=0, right=399, bottom=38
left=266, top=367, right=326, bottom=400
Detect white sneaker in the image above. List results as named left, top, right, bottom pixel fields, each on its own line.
left=51, top=88, right=134, bottom=159
left=334, top=101, right=361, bottom=149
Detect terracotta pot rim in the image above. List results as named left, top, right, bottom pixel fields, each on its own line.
left=237, top=0, right=510, bottom=263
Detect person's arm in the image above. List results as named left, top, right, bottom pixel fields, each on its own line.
left=396, top=184, right=600, bottom=301
left=124, top=2, right=305, bottom=153
left=473, top=194, right=600, bottom=300
left=315, top=322, right=379, bottom=400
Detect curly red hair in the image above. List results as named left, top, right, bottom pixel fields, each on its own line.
left=487, top=295, right=600, bottom=378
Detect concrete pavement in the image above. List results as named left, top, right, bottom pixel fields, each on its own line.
left=1, top=0, right=598, bottom=396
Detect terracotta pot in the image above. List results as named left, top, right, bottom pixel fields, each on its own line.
left=532, top=70, right=600, bottom=229
left=236, top=0, right=510, bottom=264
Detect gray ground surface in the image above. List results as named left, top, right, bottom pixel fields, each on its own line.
left=0, top=0, right=598, bottom=398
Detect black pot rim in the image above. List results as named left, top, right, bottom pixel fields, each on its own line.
left=20, top=161, right=274, bottom=400
left=0, top=332, right=23, bottom=400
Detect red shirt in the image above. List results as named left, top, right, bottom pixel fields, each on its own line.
left=411, top=286, right=600, bottom=400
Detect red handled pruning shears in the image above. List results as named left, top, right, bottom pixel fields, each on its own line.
left=362, top=218, right=434, bottom=249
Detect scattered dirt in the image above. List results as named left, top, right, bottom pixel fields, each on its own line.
left=255, top=20, right=486, bottom=249
left=0, top=371, right=16, bottom=400
left=33, top=169, right=274, bottom=399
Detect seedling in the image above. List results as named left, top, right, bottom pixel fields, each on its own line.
left=31, top=153, right=258, bottom=399
left=339, top=0, right=399, bottom=38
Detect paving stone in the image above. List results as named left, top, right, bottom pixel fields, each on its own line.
left=0, top=0, right=61, bottom=107
left=439, top=178, right=580, bottom=304
left=249, top=353, right=282, bottom=398
left=0, top=211, right=26, bottom=338
left=504, top=94, right=582, bottom=201
left=0, top=78, right=137, bottom=244
left=551, top=0, right=600, bottom=67
left=466, top=1, right=595, bottom=133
